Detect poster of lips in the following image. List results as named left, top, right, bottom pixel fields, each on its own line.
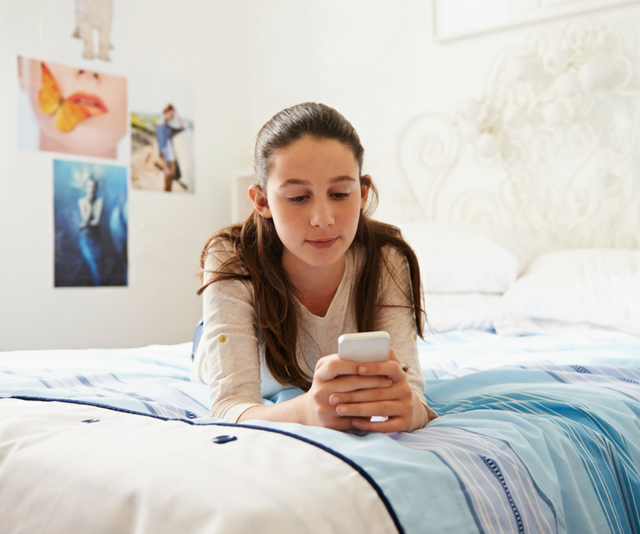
left=17, top=56, right=128, bottom=161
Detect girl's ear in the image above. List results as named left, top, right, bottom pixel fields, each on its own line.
left=248, top=185, right=272, bottom=218
left=359, top=175, right=371, bottom=209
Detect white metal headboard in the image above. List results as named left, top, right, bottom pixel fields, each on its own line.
left=397, top=18, right=640, bottom=248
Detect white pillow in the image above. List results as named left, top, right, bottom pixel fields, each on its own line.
left=495, top=249, right=640, bottom=337
left=397, top=222, right=551, bottom=293
left=425, top=292, right=501, bottom=333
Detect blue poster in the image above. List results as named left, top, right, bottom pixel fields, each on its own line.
left=54, top=159, right=128, bottom=287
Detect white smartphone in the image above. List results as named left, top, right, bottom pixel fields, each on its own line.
left=337, top=331, right=391, bottom=363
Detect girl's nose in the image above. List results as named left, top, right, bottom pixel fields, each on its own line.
left=310, top=200, right=334, bottom=228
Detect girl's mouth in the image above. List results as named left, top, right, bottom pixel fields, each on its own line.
left=307, top=238, right=338, bottom=249
left=66, top=92, right=108, bottom=116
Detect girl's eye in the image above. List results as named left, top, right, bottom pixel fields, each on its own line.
left=288, top=195, right=308, bottom=204
left=331, top=192, right=350, bottom=200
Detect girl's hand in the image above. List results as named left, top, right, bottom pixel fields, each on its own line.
left=328, top=348, right=429, bottom=433
left=301, top=354, right=394, bottom=431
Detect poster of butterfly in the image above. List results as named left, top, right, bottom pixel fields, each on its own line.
left=54, top=159, right=128, bottom=287
left=17, top=56, right=128, bottom=162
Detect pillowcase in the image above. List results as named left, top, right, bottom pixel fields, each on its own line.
left=396, top=222, right=552, bottom=293
left=494, top=249, right=640, bottom=337
left=425, top=292, right=501, bottom=333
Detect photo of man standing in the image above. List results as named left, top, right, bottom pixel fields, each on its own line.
left=156, top=103, right=187, bottom=192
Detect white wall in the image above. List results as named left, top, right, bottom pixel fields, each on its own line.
left=0, top=0, right=250, bottom=350
left=245, top=0, right=640, bottom=224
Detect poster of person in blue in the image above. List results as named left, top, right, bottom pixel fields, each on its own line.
left=130, top=73, right=195, bottom=193
left=156, top=104, right=188, bottom=192
left=54, top=159, right=127, bottom=287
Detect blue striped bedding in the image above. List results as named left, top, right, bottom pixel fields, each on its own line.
left=0, top=343, right=210, bottom=420
left=1, top=331, right=640, bottom=533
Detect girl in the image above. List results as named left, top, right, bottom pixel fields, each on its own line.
left=192, top=103, right=436, bottom=433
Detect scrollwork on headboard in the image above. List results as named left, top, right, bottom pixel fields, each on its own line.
left=397, top=18, right=640, bottom=248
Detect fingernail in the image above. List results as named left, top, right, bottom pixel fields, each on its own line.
left=386, top=380, right=393, bottom=387
left=337, top=406, right=347, bottom=414
left=359, top=366, right=367, bottom=374
left=330, top=396, right=340, bottom=406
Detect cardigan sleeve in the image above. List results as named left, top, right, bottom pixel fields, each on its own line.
left=191, top=240, right=263, bottom=423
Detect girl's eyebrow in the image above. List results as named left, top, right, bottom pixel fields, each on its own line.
left=278, top=176, right=357, bottom=188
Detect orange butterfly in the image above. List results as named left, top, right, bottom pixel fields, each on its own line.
left=38, top=63, right=106, bottom=132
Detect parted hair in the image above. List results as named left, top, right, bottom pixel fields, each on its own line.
left=198, top=102, right=425, bottom=391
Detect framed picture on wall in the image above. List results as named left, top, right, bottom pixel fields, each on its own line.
left=431, top=0, right=640, bottom=41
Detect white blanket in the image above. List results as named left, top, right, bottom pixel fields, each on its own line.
left=0, top=399, right=397, bottom=534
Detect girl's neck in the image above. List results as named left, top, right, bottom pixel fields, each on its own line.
left=285, top=254, right=347, bottom=318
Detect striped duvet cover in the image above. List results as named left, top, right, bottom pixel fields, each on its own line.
left=1, top=331, right=639, bottom=533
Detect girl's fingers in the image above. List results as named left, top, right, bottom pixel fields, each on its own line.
left=309, top=347, right=418, bottom=433
left=315, top=348, right=404, bottom=382
left=328, top=375, right=393, bottom=395
left=354, top=346, right=407, bottom=381
left=314, top=354, right=361, bottom=381
left=329, top=384, right=397, bottom=406
left=356, top=361, right=404, bottom=382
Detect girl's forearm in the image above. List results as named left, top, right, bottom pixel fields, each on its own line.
left=236, top=394, right=309, bottom=425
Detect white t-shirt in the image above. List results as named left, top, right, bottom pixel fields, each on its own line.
left=192, top=240, right=435, bottom=424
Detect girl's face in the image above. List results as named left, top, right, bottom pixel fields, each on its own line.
left=18, top=57, right=127, bottom=159
left=251, top=135, right=368, bottom=279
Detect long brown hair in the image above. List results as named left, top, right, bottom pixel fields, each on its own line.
left=198, top=103, right=425, bottom=391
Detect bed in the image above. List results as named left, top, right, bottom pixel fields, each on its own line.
left=2, top=233, right=640, bottom=533
left=3, top=15, right=640, bottom=534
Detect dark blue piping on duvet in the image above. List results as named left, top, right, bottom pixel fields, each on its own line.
left=4, top=395, right=404, bottom=534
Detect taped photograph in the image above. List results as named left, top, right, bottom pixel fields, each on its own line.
left=54, top=159, right=128, bottom=287
left=17, top=56, right=128, bottom=160
left=130, top=73, right=195, bottom=193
